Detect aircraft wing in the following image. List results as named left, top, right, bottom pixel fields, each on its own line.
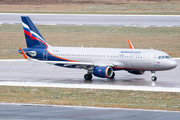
left=40, top=60, right=116, bottom=67
left=40, top=61, right=94, bottom=66
left=39, top=61, right=125, bottom=69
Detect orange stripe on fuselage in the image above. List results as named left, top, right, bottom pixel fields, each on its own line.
left=46, top=48, right=79, bottom=62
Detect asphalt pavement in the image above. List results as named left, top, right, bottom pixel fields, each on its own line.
left=0, top=103, right=180, bottom=120
left=0, top=59, right=179, bottom=88
left=0, top=13, right=180, bottom=26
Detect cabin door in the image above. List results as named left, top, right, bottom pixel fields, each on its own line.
left=43, top=49, right=48, bottom=60
left=146, top=53, right=152, bottom=64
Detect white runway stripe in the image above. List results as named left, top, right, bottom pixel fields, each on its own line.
left=1, top=82, right=180, bottom=92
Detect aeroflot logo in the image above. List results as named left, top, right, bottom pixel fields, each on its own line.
left=120, top=51, right=141, bottom=54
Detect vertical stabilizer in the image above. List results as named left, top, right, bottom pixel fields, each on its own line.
left=21, top=16, right=48, bottom=48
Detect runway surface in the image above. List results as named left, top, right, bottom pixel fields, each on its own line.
left=0, top=60, right=179, bottom=119
left=0, top=13, right=180, bottom=26
left=0, top=103, right=180, bottom=120
left=0, top=59, right=179, bottom=91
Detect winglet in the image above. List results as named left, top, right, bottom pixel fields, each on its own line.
left=128, top=40, right=134, bottom=49
left=20, top=48, right=29, bottom=59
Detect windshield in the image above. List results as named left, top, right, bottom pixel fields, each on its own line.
left=158, top=56, right=171, bottom=59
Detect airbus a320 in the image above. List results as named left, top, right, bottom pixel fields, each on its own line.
left=19, top=16, right=177, bottom=81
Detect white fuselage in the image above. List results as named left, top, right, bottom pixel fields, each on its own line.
left=47, top=46, right=177, bottom=71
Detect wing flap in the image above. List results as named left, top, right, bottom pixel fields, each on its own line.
left=39, top=61, right=94, bottom=66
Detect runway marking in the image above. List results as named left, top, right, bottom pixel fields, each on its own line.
left=1, top=81, right=180, bottom=92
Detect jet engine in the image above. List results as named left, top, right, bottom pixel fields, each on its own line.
left=93, top=66, right=113, bottom=78
left=128, top=70, right=145, bottom=75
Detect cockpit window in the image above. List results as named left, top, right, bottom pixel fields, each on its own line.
left=165, top=56, right=171, bottom=59
left=158, top=56, right=171, bottom=59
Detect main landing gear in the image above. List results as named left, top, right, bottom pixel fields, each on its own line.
left=151, top=71, right=157, bottom=81
left=84, top=74, right=92, bottom=81
left=84, top=72, right=115, bottom=81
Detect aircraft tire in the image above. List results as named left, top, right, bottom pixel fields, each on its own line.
left=84, top=74, right=92, bottom=81
left=151, top=76, right=157, bottom=81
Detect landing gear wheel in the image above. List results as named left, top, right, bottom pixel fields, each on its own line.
left=151, top=76, right=157, bottom=81
left=109, top=72, right=115, bottom=79
left=151, top=71, right=157, bottom=81
left=84, top=74, right=92, bottom=81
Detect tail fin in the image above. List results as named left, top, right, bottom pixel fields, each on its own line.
left=21, top=16, right=48, bottom=48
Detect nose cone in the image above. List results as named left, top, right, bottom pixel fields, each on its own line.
left=168, top=60, right=177, bottom=69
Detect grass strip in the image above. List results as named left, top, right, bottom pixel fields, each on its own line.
left=0, top=86, right=180, bottom=111
left=0, top=24, right=180, bottom=59
left=0, top=1, right=180, bottom=15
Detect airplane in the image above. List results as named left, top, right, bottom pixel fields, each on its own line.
left=19, top=16, right=177, bottom=81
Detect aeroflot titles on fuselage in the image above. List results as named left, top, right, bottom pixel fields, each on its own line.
left=120, top=51, right=141, bottom=54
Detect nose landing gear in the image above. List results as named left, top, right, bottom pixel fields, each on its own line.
left=151, top=76, right=157, bottom=81
left=151, top=71, right=157, bottom=81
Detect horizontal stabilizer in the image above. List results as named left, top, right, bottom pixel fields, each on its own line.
left=19, top=48, right=38, bottom=62
left=20, top=48, right=29, bottom=59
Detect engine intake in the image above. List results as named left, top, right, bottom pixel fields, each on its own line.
left=93, top=66, right=113, bottom=78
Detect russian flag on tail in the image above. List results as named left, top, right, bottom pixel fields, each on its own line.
left=21, top=16, right=48, bottom=48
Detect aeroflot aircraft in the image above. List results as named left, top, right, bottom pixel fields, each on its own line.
left=19, top=16, right=177, bottom=81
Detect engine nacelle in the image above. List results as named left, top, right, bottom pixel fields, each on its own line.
left=128, top=70, right=145, bottom=75
left=93, top=66, right=113, bottom=78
